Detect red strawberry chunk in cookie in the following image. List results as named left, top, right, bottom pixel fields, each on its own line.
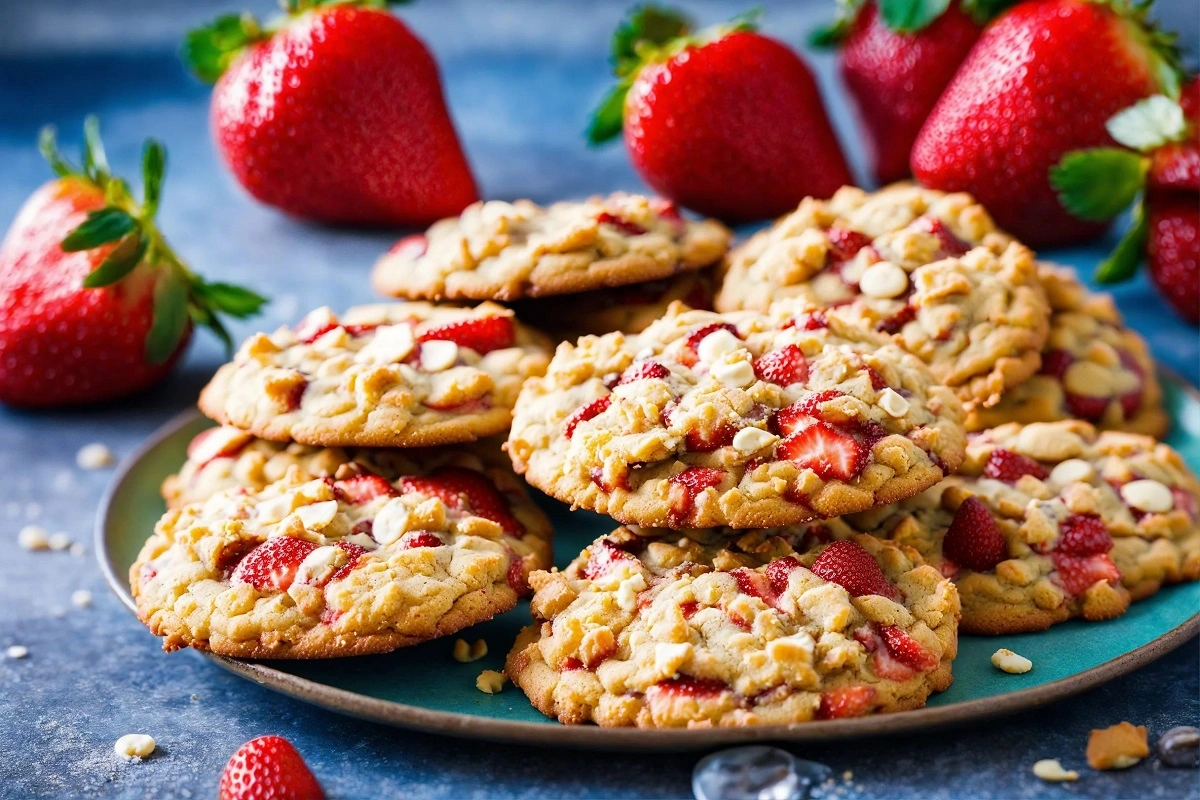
left=1052, top=553, right=1120, bottom=597
left=597, top=211, right=648, bottom=236
left=230, top=536, right=319, bottom=592
left=326, top=541, right=368, bottom=585
left=827, top=227, right=873, bottom=261
left=942, top=496, right=1007, bottom=572
left=915, top=217, right=970, bottom=257
left=765, top=556, right=802, bottom=597
left=817, top=685, right=876, bottom=719
left=772, top=390, right=842, bottom=436
left=1117, top=351, right=1145, bottom=418
left=617, top=361, right=670, bottom=385
left=982, top=448, right=1049, bottom=482
left=1055, top=514, right=1112, bottom=557
left=186, top=427, right=253, bottom=467
left=879, top=625, right=939, bottom=672
left=680, top=323, right=741, bottom=367
left=684, top=421, right=738, bottom=453
left=1039, top=348, right=1073, bottom=379
left=564, top=396, right=612, bottom=439
left=333, top=473, right=398, bottom=504
left=876, top=303, right=916, bottom=335
left=283, top=379, right=308, bottom=411
left=583, top=538, right=637, bottom=580
left=397, top=530, right=445, bottom=550
left=388, top=233, right=428, bottom=259
left=731, top=556, right=800, bottom=611
left=810, top=541, right=900, bottom=600
left=650, top=676, right=729, bottom=698
left=776, top=421, right=867, bottom=482
left=668, top=467, right=726, bottom=524
left=1065, top=392, right=1110, bottom=422
left=417, top=315, right=514, bottom=354
left=753, top=344, right=809, bottom=386
left=399, top=467, right=524, bottom=535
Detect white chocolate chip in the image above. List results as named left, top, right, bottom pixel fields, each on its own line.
left=711, top=359, right=756, bottom=388
left=1049, top=458, right=1095, bottom=486
left=355, top=324, right=415, bottom=365
left=76, top=443, right=115, bottom=470
left=696, top=329, right=741, bottom=364
left=310, top=326, right=350, bottom=353
left=654, top=641, right=693, bottom=677
left=1120, top=479, right=1174, bottom=513
left=5, top=645, right=28, bottom=659
left=476, top=669, right=507, bottom=694
left=419, top=340, right=459, bottom=372
left=877, top=387, right=910, bottom=418
left=1032, top=759, right=1078, bottom=782
left=293, top=545, right=347, bottom=587
left=1064, top=361, right=1114, bottom=398
left=858, top=261, right=909, bottom=299
left=732, top=427, right=779, bottom=454
left=372, top=498, right=411, bottom=545
left=292, top=500, right=339, bottom=532
left=17, top=525, right=50, bottom=551
left=113, top=734, right=156, bottom=759
left=615, top=571, right=648, bottom=611
left=48, top=533, right=73, bottom=551
left=71, top=590, right=93, bottom=609
left=990, top=648, right=1032, bottom=674
left=453, top=638, right=488, bottom=663
left=255, top=492, right=298, bottom=525
left=341, top=532, right=378, bottom=551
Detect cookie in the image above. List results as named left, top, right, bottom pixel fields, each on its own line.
left=844, top=421, right=1200, bottom=634
left=715, top=184, right=1050, bottom=409
left=197, top=302, right=552, bottom=448
left=133, top=452, right=554, bottom=659
left=510, top=271, right=713, bottom=341
left=372, top=194, right=730, bottom=301
left=965, top=265, right=1167, bottom=436
left=507, top=303, right=966, bottom=529
left=505, top=526, right=959, bottom=728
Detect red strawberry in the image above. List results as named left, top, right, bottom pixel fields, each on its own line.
left=753, top=344, right=809, bottom=386
left=333, top=473, right=398, bottom=504
left=583, top=538, right=637, bottom=580
left=826, top=227, right=873, bottom=262
left=810, top=540, right=900, bottom=599
left=1148, top=143, right=1200, bottom=192
left=667, top=466, right=726, bottom=523
left=684, top=421, right=738, bottom=453
left=187, top=427, right=253, bottom=466
left=230, top=537, right=320, bottom=592
left=680, top=322, right=741, bottom=367
left=1146, top=194, right=1200, bottom=323
left=0, top=120, right=264, bottom=407
left=418, top=315, right=515, bottom=354
left=913, top=0, right=1176, bottom=247
left=982, top=448, right=1049, bottom=482
left=817, top=685, right=876, bottom=719
left=564, top=396, right=612, bottom=439
left=617, top=361, right=671, bottom=385
left=1053, top=553, right=1121, bottom=596
left=776, top=421, right=867, bottom=482
left=651, top=676, right=729, bottom=698
left=821, top=1, right=983, bottom=183
left=1056, top=514, right=1113, bottom=557
left=942, top=496, right=1007, bottom=572
left=587, top=7, right=851, bottom=223
left=218, top=735, right=324, bottom=800
left=596, top=211, right=648, bottom=236
left=1065, top=392, right=1113, bottom=422
left=765, top=556, right=801, bottom=596
left=398, top=467, right=523, bottom=535
left=879, top=625, right=939, bottom=672
left=1039, top=349, right=1074, bottom=380
left=186, top=4, right=477, bottom=226
left=398, top=530, right=445, bottom=550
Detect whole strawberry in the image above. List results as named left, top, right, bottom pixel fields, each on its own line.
left=911, top=0, right=1181, bottom=248
left=587, top=6, right=852, bottom=223
left=218, top=735, right=325, bottom=800
left=186, top=0, right=477, bottom=226
left=0, top=119, right=265, bottom=408
left=815, top=0, right=988, bottom=184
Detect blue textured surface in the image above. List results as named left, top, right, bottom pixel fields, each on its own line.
left=0, top=2, right=1197, bottom=798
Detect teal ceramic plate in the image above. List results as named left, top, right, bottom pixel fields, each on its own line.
left=97, top=373, right=1200, bottom=751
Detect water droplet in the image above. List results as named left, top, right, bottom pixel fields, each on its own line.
left=692, top=746, right=831, bottom=800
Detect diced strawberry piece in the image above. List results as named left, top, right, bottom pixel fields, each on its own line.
left=798, top=310, right=829, bottom=330
left=186, top=427, right=253, bottom=466
left=753, top=344, right=809, bottom=386
left=398, top=530, right=445, bottom=550
left=1117, top=350, right=1145, bottom=418
left=684, top=421, right=737, bottom=452
left=1052, top=553, right=1120, bottom=596
left=417, top=315, right=515, bottom=354
left=582, top=538, right=637, bottom=580
left=617, top=361, right=670, bottom=385
left=680, top=322, right=741, bottom=366
left=776, top=422, right=867, bottom=482
left=876, top=303, right=916, bottom=335
left=326, top=541, right=368, bottom=585
left=388, top=233, right=428, bottom=259
left=879, top=625, right=939, bottom=672
left=667, top=466, right=726, bottom=524
left=851, top=419, right=890, bottom=450
left=942, top=496, right=1007, bottom=571
left=597, top=211, right=648, bottom=236
left=862, top=365, right=888, bottom=391
left=810, top=540, right=900, bottom=599
left=1174, top=487, right=1198, bottom=519
left=333, top=473, right=398, bottom=504
left=284, top=379, right=308, bottom=411
left=915, top=216, right=970, bottom=257
left=218, top=735, right=325, bottom=800
left=1056, top=514, right=1113, bottom=557
left=342, top=323, right=379, bottom=338
left=652, top=199, right=684, bottom=223
left=561, top=657, right=585, bottom=671
left=1038, top=348, right=1074, bottom=379
left=1065, top=391, right=1110, bottom=421
left=983, top=448, right=1049, bottom=482
left=817, top=685, right=876, bottom=719
left=293, top=309, right=340, bottom=344
left=732, top=567, right=771, bottom=602
left=398, top=467, right=524, bottom=535
left=679, top=601, right=700, bottom=619
left=827, top=227, right=873, bottom=261
left=564, top=396, right=611, bottom=439
left=508, top=555, right=527, bottom=594
left=765, top=556, right=801, bottom=596
left=650, top=676, right=728, bottom=698
left=230, top=536, right=319, bottom=592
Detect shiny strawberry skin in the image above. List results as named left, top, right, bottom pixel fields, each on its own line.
left=218, top=735, right=325, bottom=800
left=229, top=537, right=320, bottom=592
left=982, top=448, right=1049, bottom=483
left=942, top=496, right=1007, bottom=572
left=399, top=467, right=523, bottom=535
left=417, top=315, right=515, bottom=354
left=776, top=421, right=867, bottom=482
left=0, top=179, right=190, bottom=407
left=1147, top=144, right=1200, bottom=193
left=333, top=473, right=398, bottom=504
left=212, top=7, right=477, bottom=226
left=1145, top=193, right=1200, bottom=324
left=753, top=344, right=809, bottom=386
left=810, top=540, right=900, bottom=599
left=625, top=31, right=851, bottom=223
left=911, top=0, right=1163, bottom=247
left=839, top=1, right=981, bottom=183
left=817, top=685, right=876, bottom=719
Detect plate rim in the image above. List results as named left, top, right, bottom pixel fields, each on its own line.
left=96, top=375, right=1200, bottom=752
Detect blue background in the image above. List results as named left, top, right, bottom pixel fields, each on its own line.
left=0, top=1, right=1197, bottom=798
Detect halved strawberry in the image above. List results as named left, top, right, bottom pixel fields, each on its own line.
left=564, top=396, right=612, bottom=438
left=753, top=344, right=809, bottom=386
left=398, top=467, right=523, bottom=535
left=817, top=685, right=876, bottom=719
left=827, top=227, right=873, bottom=261
left=684, top=421, right=738, bottom=452
left=1052, top=553, right=1121, bottom=596
left=810, top=540, right=900, bottom=599
left=597, top=211, right=648, bottom=236
left=325, top=541, right=368, bottom=585
left=417, top=315, right=515, bottom=354
left=333, top=473, right=397, bottom=504
left=680, top=322, right=741, bottom=366
left=776, top=421, right=866, bottom=481
left=765, top=556, right=801, bottom=596
left=229, top=536, right=319, bottom=592
left=1056, top=514, right=1113, bottom=557
left=942, top=496, right=1007, bottom=572
left=914, top=216, right=970, bottom=257
left=667, top=466, right=726, bottom=523
left=982, top=448, right=1049, bottom=482
left=879, top=625, right=939, bottom=672
left=583, top=538, right=637, bottom=580
left=617, top=361, right=670, bottom=385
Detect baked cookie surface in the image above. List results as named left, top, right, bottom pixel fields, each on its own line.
left=715, top=184, right=1050, bottom=409
left=134, top=451, right=553, bottom=659
left=372, top=194, right=730, bottom=301
left=198, top=302, right=552, bottom=448
left=506, top=526, right=959, bottom=728
left=965, top=265, right=1167, bottom=436
left=507, top=304, right=966, bottom=529
left=844, top=421, right=1200, bottom=634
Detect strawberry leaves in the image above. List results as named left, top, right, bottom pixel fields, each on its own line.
left=1051, top=148, right=1149, bottom=221
left=60, top=208, right=138, bottom=251
left=183, top=13, right=265, bottom=84
left=878, top=0, right=952, bottom=34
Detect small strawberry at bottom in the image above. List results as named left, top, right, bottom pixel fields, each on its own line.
left=942, top=496, right=1007, bottom=572
left=587, top=6, right=851, bottom=223
left=810, top=540, right=900, bottom=600
left=0, top=119, right=266, bottom=407
left=218, top=735, right=324, bottom=800
left=1146, top=194, right=1199, bottom=323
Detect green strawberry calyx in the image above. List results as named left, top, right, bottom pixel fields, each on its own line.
left=585, top=4, right=758, bottom=146
left=809, top=0, right=1012, bottom=48
left=40, top=117, right=268, bottom=363
left=183, top=0, right=408, bottom=84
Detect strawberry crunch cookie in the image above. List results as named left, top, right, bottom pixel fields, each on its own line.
left=133, top=453, right=553, bottom=658
left=845, top=421, right=1200, bottom=634
left=506, top=526, right=959, bottom=727
left=371, top=193, right=730, bottom=301
left=198, top=302, right=552, bottom=448
left=715, top=184, right=1050, bottom=409
left=965, top=265, right=1167, bottom=436
left=507, top=304, right=966, bottom=529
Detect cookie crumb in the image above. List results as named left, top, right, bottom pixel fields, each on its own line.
left=991, top=648, right=1032, bottom=674
left=114, top=734, right=156, bottom=759
left=1087, top=722, right=1149, bottom=770
left=76, top=443, right=115, bottom=470
left=5, top=645, right=28, bottom=659
left=17, top=525, right=50, bottom=551
left=1032, top=759, right=1078, bottom=782
left=453, top=638, right=488, bottom=663
left=48, top=533, right=73, bottom=551
left=71, top=590, right=93, bottom=609
left=476, top=669, right=507, bottom=694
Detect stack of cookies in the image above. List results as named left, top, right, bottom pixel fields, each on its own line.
left=130, top=185, right=1200, bottom=731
